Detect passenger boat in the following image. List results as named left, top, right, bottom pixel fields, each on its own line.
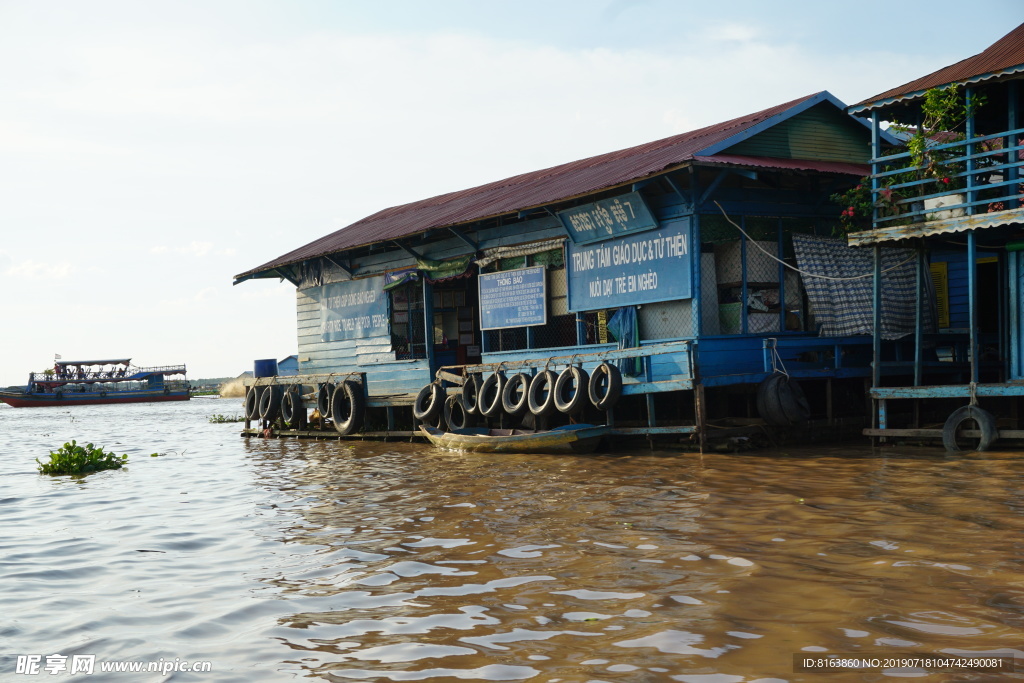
left=419, top=423, right=608, bottom=454
left=0, top=359, right=190, bottom=407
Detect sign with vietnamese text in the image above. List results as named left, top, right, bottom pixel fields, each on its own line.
left=558, top=191, right=659, bottom=244
left=320, top=276, right=389, bottom=341
left=567, top=218, right=692, bottom=312
left=479, top=266, right=547, bottom=330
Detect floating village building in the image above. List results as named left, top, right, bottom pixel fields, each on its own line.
left=845, top=22, right=1024, bottom=451
left=236, top=90, right=912, bottom=447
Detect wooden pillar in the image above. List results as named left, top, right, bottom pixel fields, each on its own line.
left=690, top=170, right=702, bottom=337
left=423, top=278, right=435, bottom=370
left=968, top=229, right=979, bottom=385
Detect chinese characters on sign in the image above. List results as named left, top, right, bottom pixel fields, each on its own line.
left=319, top=276, right=389, bottom=342
left=479, top=266, right=547, bottom=330
left=566, top=218, right=692, bottom=312
left=557, top=191, right=659, bottom=244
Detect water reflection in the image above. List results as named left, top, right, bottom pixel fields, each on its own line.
left=2, top=401, right=1022, bottom=681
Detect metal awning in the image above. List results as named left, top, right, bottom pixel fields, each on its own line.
left=847, top=206, right=1024, bottom=246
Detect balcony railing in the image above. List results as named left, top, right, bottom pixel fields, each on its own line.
left=870, top=126, right=1024, bottom=226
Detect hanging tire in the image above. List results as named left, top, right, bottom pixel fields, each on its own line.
left=331, top=380, right=366, bottom=435
left=756, top=374, right=790, bottom=427
left=554, top=365, right=590, bottom=415
left=501, top=373, right=531, bottom=416
left=942, top=405, right=998, bottom=454
left=316, top=384, right=332, bottom=415
left=777, top=376, right=810, bottom=423
left=413, top=383, right=444, bottom=424
left=258, top=385, right=283, bottom=421
left=479, top=372, right=506, bottom=418
left=444, top=394, right=471, bottom=431
left=462, top=374, right=483, bottom=416
left=528, top=370, right=557, bottom=416
left=588, top=362, right=622, bottom=411
left=281, top=386, right=307, bottom=429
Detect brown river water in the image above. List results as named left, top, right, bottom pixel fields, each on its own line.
left=2, top=399, right=1023, bottom=681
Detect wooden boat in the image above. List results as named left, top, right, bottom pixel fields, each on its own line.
left=419, top=423, right=608, bottom=454
left=0, top=358, right=190, bottom=407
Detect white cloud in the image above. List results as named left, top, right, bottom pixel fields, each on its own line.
left=4, top=259, right=74, bottom=280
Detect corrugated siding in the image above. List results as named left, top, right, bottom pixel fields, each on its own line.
left=725, top=103, right=870, bottom=163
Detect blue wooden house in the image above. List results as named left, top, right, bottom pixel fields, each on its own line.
left=235, top=91, right=889, bottom=446
left=846, top=23, right=1024, bottom=450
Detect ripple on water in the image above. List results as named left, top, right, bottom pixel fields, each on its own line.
left=4, top=401, right=1024, bottom=680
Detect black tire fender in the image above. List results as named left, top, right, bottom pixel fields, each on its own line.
left=258, top=385, right=283, bottom=421
left=501, top=373, right=531, bottom=416
left=478, top=372, right=506, bottom=418
left=444, top=394, right=471, bottom=431
left=331, top=380, right=366, bottom=435
left=554, top=365, right=590, bottom=415
left=281, top=386, right=307, bottom=429
left=942, top=405, right=998, bottom=453
left=413, top=383, right=444, bottom=423
left=756, top=374, right=790, bottom=427
left=164, top=387, right=171, bottom=395
left=588, top=362, right=622, bottom=411
left=777, top=376, right=810, bottom=423
left=461, top=374, right=483, bottom=416
left=55, top=390, right=64, bottom=401
left=243, top=385, right=260, bottom=417
left=527, top=370, right=557, bottom=416
left=316, top=384, right=332, bottom=415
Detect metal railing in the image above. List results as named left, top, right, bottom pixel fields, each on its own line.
left=870, top=126, right=1024, bottom=226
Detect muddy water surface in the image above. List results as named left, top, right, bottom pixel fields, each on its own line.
left=2, top=400, right=1023, bottom=681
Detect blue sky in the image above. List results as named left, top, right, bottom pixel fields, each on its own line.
left=0, top=0, right=1019, bottom=386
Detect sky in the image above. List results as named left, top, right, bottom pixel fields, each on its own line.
left=1, top=0, right=1019, bottom=386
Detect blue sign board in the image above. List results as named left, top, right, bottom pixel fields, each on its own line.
left=558, top=191, right=659, bottom=244
left=479, top=266, right=547, bottom=330
left=320, top=276, right=389, bottom=341
left=567, top=218, right=692, bottom=312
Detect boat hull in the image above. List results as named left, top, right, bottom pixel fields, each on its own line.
left=0, top=391, right=190, bottom=408
left=419, top=424, right=607, bottom=454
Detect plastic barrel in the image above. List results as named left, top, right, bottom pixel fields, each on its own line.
left=253, top=358, right=279, bottom=378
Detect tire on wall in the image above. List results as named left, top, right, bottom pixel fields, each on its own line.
left=501, top=373, right=531, bottom=417
left=777, top=376, right=810, bottom=424
left=461, top=374, right=483, bottom=416
left=281, top=386, right=307, bottom=429
left=554, top=365, right=590, bottom=415
left=331, top=380, right=366, bottom=436
left=444, top=394, right=471, bottom=431
left=258, top=385, right=283, bottom=421
left=527, top=370, right=557, bottom=417
left=316, top=384, right=332, bottom=415
left=756, top=374, right=790, bottom=427
left=479, top=372, right=506, bottom=418
left=413, top=383, right=444, bottom=424
left=588, top=362, right=622, bottom=411
left=942, top=405, right=998, bottom=454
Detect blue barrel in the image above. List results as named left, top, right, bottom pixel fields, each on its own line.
left=253, top=359, right=279, bottom=378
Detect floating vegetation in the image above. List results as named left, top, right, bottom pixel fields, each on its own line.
left=208, top=414, right=245, bottom=424
left=37, top=440, right=128, bottom=476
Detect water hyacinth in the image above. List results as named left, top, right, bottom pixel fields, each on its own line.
left=36, top=440, right=128, bottom=476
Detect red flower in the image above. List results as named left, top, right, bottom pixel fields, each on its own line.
left=941, top=177, right=951, bottom=185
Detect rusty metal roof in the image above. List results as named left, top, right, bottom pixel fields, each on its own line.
left=236, top=91, right=861, bottom=281
left=852, top=23, right=1024, bottom=113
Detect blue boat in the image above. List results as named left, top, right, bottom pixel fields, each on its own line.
left=0, top=358, right=190, bottom=407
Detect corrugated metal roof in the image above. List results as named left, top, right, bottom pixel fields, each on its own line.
left=853, top=23, right=1024, bottom=112
left=237, top=92, right=852, bottom=280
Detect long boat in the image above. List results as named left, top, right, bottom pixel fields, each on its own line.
left=419, top=424, right=608, bottom=454
left=0, top=359, right=190, bottom=407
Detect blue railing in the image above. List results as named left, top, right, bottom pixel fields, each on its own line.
left=870, top=125, right=1024, bottom=226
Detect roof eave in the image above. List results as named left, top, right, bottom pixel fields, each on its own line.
left=234, top=160, right=698, bottom=283
left=849, top=63, right=1024, bottom=116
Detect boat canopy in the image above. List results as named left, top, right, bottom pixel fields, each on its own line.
left=56, top=359, right=132, bottom=367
